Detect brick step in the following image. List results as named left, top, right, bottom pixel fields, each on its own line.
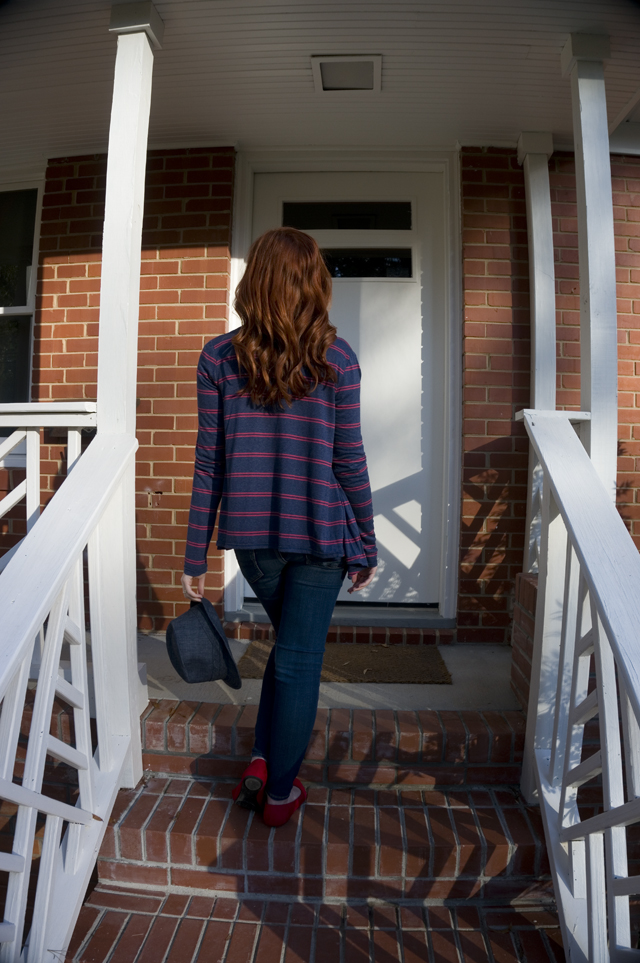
left=141, top=702, right=526, bottom=788
left=98, top=776, right=552, bottom=904
left=68, top=886, right=565, bottom=963
left=223, top=620, right=456, bottom=645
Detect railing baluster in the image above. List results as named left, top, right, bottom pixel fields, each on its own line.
left=25, top=427, right=40, bottom=533
left=522, top=486, right=569, bottom=801
left=26, top=814, right=63, bottom=962
left=67, top=428, right=82, bottom=473
left=621, top=681, right=640, bottom=801
left=0, top=658, right=32, bottom=781
left=550, top=542, right=580, bottom=786
left=593, top=608, right=630, bottom=952
left=587, top=832, right=609, bottom=961
left=0, top=807, right=38, bottom=962
left=68, top=556, right=94, bottom=815
left=559, top=576, right=591, bottom=900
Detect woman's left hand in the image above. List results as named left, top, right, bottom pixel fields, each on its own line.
left=181, top=573, right=206, bottom=601
left=347, top=566, right=377, bottom=594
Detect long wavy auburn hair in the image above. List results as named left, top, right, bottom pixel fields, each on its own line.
left=232, top=227, right=337, bottom=408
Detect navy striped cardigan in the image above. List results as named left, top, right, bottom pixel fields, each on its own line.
left=183, top=332, right=377, bottom=577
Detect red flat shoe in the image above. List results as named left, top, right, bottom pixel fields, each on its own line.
left=232, top=758, right=268, bottom=811
left=262, top=778, right=308, bottom=828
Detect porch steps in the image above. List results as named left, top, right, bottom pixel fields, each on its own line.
left=65, top=701, right=568, bottom=961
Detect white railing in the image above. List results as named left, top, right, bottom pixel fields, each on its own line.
left=0, top=418, right=142, bottom=961
left=520, top=410, right=640, bottom=962
left=0, top=403, right=97, bottom=574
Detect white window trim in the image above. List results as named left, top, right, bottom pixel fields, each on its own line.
left=0, top=177, right=45, bottom=465
left=223, top=149, right=462, bottom=622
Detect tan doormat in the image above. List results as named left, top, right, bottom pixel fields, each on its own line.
left=237, top=640, right=452, bottom=684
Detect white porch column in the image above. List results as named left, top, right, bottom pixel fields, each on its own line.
left=518, top=132, right=555, bottom=572
left=562, top=34, right=618, bottom=497
left=518, top=132, right=556, bottom=411
left=97, top=2, right=164, bottom=432
left=93, top=2, right=163, bottom=789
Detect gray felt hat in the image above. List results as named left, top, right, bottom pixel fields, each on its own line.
left=166, top=598, right=242, bottom=689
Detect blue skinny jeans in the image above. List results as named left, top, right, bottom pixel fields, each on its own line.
left=235, top=549, right=346, bottom=799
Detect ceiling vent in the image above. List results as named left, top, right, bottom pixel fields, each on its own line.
left=311, top=56, right=382, bottom=94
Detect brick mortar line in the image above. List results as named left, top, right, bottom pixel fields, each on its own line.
left=100, top=853, right=551, bottom=885
left=89, top=881, right=558, bottom=911
left=139, top=768, right=526, bottom=790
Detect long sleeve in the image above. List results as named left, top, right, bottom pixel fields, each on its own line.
left=183, top=352, right=226, bottom=576
left=332, top=356, right=377, bottom=566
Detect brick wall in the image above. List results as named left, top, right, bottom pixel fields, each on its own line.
left=459, top=148, right=530, bottom=644
left=459, top=148, right=640, bottom=645
left=32, top=147, right=235, bottom=631
left=509, top=573, right=537, bottom=711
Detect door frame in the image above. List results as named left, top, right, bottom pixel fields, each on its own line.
left=224, top=149, right=462, bottom=621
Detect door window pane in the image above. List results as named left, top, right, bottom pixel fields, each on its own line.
left=0, top=316, right=31, bottom=403
left=283, top=201, right=411, bottom=231
left=323, top=248, right=412, bottom=279
left=0, top=189, right=38, bottom=307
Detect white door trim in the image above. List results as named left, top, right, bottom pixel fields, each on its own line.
left=224, top=149, right=462, bottom=621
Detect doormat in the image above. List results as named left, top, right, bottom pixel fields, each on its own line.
left=237, top=641, right=452, bottom=684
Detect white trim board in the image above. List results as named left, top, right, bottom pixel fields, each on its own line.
left=225, top=149, right=462, bottom=621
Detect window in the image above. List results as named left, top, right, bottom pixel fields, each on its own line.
left=283, top=201, right=411, bottom=231
left=0, top=186, right=40, bottom=408
left=323, top=248, right=412, bottom=279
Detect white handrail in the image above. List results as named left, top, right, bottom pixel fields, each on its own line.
left=0, top=404, right=98, bottom=573
left=521, top=409, right=640, bottom=961
left=0, top=402, right=97, bottom=428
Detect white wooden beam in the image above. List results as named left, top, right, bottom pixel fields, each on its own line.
left=562, top=34, right=618, bottom=498
left=518, top=132, right=556, bottom=572
left=517, top=132, right=555, bottom=410
left=96, top=17, right=159, bottom=434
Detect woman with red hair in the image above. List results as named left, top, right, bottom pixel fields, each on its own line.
left=182, top=227, right=377, bottom=827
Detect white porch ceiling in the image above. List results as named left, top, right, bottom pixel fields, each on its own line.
left=1, top=0, right=640, bottom=172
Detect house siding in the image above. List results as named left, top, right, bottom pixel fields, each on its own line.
left=13, top=146, right=640, bottom=637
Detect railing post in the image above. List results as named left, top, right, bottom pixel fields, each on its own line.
left=517, top=132, right=555, bottom=573
left=562, top=34, right=618, bottom=498
left=92, top=3, right=163, bottom=789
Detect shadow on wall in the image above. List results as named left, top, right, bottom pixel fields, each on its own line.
left=458, top=434, right=529, bottom=645
left=136, top=549, right=162, bottom=633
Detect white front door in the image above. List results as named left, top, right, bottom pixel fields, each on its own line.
left=251, top=171, right=446, bottom=605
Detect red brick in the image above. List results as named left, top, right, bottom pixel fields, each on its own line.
left=170, top=794, right=207, bottom=864
left=378, top=805, right=404, bottom=877
left=352, top=710, right=375, bottom=761
left=195, top=799, right=229, bottom=866
left=476, top=809, right=510, bottom=876
left=144, top=794, right=182, bottom=862
left=211, top=705, right=241, bottom=754
left=328, top=708, right=351, bottom=761
left=326, top=805, right=350, bottom=876
left=253, top=925, right=286, bottom=963
left=143, top=701, right=176, bottom=750
left=375, top=711, right=398, bottom=762
left=187, top=702, right=221, bottom=753
left=118, top=793, right=158, bottom=860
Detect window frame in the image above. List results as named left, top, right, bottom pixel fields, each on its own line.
left=0, top=177, right=45, bottom=405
